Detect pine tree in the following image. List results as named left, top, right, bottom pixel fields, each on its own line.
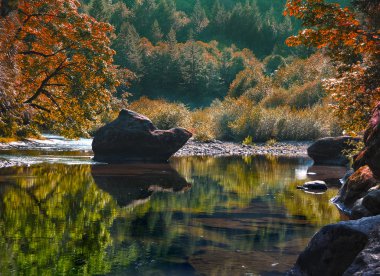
left=151, top=20, right=163, bottom=43
left=208, top=0, right=227, bottom=35
left=190, top=0, right=209, bottom=35
left=167, top=28, right=177, bottom=54
left=156, top=0, right=176, bottom=35
left=89, top=0, right=108, bottom=22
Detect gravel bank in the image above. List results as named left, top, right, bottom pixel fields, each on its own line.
left=175, top=139, right=310, bottom=157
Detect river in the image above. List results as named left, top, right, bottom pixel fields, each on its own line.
left=0, top=136, right=346, bottom=275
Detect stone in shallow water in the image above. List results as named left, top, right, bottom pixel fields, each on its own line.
left=297, top=180, right=327, bottom=191
left=307, top=136, right=361, bottom=166
left=92, top=109, right=192, bottom=162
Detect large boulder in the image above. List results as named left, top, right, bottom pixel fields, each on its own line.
left=333, top=104, right=380, bottom=219
left=92, top=109, right=192, bottom=162
left=307, top=136, right=361, bottom=166
left=288, top=215, right=380, bottom=276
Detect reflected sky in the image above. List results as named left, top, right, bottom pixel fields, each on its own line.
left=0, top=153, right=346, bottom=275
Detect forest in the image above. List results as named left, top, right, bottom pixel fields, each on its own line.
left=0, top=0, right=378, bottom=142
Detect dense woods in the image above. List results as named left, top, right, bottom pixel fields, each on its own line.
left=0, top=0, right=378, bottom=141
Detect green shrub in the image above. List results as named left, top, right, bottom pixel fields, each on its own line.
left=242, top=135, right=254, bottom=145
left=263, top=55, right=286, bottom=75
left=266, top=139, right=277, bottom=146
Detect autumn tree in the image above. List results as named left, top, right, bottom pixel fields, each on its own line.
left=0, top=0, right=119, bottom=138
left=285, top=0, right=380, bottom=133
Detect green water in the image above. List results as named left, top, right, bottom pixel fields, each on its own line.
left=0, top=152, right=345, bottom=275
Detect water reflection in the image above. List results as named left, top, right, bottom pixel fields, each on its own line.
left=0, top=155, right=344, bottom=275
left=92, top=163, right=191, bottom=208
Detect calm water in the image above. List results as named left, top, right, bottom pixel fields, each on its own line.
left=0, top=141, right=346, bottom=275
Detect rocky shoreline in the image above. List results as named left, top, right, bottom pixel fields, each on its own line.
left=0, top=137, right=311, bottom=168
left=290, top=103, right=380, bottom=275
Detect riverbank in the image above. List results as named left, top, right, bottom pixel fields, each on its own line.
left=0, top=136, right=311, bottom=167
left=175, top=139, right=310, bottom=157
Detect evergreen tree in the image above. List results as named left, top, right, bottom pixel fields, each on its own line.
left=151, top=20, right=163, bottom=43
left=190, top=0, right=209, bottom=35
left=132, top=0, right=157, bottom=37
left=109, top=2, right=129, bottom=33
left=89, top=0, right=108, bottom=21
left=210, top=0, right=227, bottom=32
left=155, top=0, right=176, bottom=35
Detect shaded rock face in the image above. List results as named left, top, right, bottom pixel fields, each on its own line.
left=91, top=163, right=191, bottom=208
left=353, top=103, right=380, bottom=177
left=307, top=136, right=361, bottom=166
left=333, top=104, right=380, bottom=219
left=92, top=109, right=192, bottom=162
left=288, top=215, right=380, bottom=276
left=344, top=227, right=380, bottom=275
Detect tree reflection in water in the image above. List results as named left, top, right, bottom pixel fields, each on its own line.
left=0, top=155, right=344, bottom=275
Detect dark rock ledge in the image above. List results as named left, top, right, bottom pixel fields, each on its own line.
left=288, top=215, right=380, bottom=276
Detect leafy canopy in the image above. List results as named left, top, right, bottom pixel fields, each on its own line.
left=285, top=0, right=380, bottom=133
left=0, top=0, right=119, bottom=138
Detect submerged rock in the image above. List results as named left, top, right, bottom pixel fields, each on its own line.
left=288, top=215, right=380, bottom=276
left=92, top=109, right=192, bottom=162
left=307, top=136, right=361, bottom=166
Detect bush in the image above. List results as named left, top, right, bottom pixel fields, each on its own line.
left=228, top=66, right=265, bottom=98
left=242, top=78, right=272, bottom=103
left=263, top=55, right=286, bottom=75
left=287, top=81, right=325, bottom=109
left=191, top=109, right=216, bottom=141
left=128, top=97, right=191, bottom=130
left=203, top=97, right=340, bottom=142
left=261, top=87, right=288, bottom=108
left=127, top=96, right=342, bottom=143
left=273, top=53, right=333, bottom=89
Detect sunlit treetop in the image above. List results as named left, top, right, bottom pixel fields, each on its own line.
left=1, top=0, right=121, bottom=137
left=284, top=0, right=380, bottom=133
left=284, top=0, right=379, bottom=61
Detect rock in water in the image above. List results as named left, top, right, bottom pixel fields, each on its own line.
left=288, top=215, right=380, bottom=276
left=297, top=180, right=328, bottom=191
left=333, top=103, right=380, bottom=219
left=307, top=136, right=361, bottom=166
left=92, top=109, right=192, bottom=162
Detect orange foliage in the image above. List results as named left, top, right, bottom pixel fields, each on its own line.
left=285, top=0, right=380, bottom=133
left=0, top=0, right=119, bottom=137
